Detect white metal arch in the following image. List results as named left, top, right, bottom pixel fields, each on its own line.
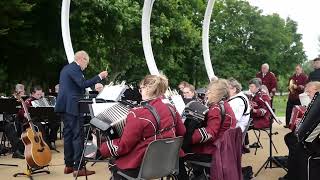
left=61, top=0, right=160, bottom=75
left=202, top=0, right=216, bottom=80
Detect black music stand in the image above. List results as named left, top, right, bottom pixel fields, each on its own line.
left=255, top=98, right=287, bottom=176
left=29, top=107, right=60, bottom=153
left=0, top=98, right=19, bottom=167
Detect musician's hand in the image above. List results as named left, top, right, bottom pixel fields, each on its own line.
left=293, top=84, right=298, bottom=89
left=24, top=113, right=29, bottom=118
left=99, top=71, right=108, bottom=79
left=298, top=85, right=304, bottom=89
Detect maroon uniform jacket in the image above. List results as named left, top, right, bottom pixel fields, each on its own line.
left=99, top=97, right=186, bottom=170
left=288, top=73, right=308, bottom=101
left=256, top=71, right=277, bottom=95
left=190, top=101, right=236, bottom=155
left=251, top=90, right=271, bottom=129
left=17, top=96, right=36, bottom=123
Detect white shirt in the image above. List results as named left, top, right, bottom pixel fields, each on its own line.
left=228, top=91, right=251, bottom=132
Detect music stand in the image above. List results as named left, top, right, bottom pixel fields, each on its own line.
left=0, top=98, right=19, bottom=167
left=255, top=97, right=287, bottom=176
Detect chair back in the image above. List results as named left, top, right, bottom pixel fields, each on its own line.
left=138, top=136, right=183, bottom=179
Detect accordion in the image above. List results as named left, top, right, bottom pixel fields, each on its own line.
left=31, top=96, right=56, bottom=107
left=90, top=102, right=131, bottom=139
left=295, top=92, right=320, bottom=143
left=184, top=100, right=209, bottom=122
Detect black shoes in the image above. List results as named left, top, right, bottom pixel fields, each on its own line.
left=12, top=150, right=25, bottom=159
left=278, top=174, right=288, bottom=180
left=249, top=142, right=261, bottom=148
left=242, top=147, right=250, bottom=154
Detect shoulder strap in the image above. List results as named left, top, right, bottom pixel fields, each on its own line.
left=228, top=96, right=249, bottom=115
left=144, top=104, right=161, bottom=133
left=218, top=101, right=226, bottom=128
left=166, top=104, right=176, bottom=125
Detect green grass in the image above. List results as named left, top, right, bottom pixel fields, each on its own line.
left=273, top=95, right=287, bottom=117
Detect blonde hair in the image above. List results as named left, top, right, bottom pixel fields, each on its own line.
left=306, top=81, right=320, bottom=91
left=184, top=84, right=196, bottom=94
left=140, top=74, right=168, bottom=98
left=207, top=79, right=229, bottom=105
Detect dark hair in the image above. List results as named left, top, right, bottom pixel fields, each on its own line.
left=31, top=85, right=42, bottom=93
left=248, top=78, right=262, bottom=87
left=314, top=57, right=320, bottom=62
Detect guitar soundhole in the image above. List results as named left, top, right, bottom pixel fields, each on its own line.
left=34, top=136, right=40, bottom=143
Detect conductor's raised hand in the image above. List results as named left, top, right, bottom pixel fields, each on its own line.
left=99, top=71, right=108, bottom=79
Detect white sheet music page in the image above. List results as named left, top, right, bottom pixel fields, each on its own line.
left=170, top=95, right=185, bottom=115
left=97, top=85, right=127, bottom=101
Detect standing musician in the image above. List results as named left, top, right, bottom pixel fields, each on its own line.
left=279, top=81, right=320, bottom=180
left=245, top=78, right=271, bottom=148
left=180, top=79, right=236, bottom=179
left=99, top=74, right=186, bottom=180
left=55, top=50, right=108, bottom=177
left=182, top=84, right=197, bottom=104
left=308, top=57, right=320, bottom=82
left=256, top=63, right=277, bottom=106
left=285, top=64, right=308, bottom=128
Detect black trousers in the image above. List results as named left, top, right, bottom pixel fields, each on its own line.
left=4, top=121, right=24, bottom=153
left=108, top=160, right=139, bottom=180
left=178, top=154, right=212, bottom=180
left=285, top=98, right=301, bottom=126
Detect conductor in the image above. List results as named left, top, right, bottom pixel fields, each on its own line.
left=55, top=50, right=108, bottom=177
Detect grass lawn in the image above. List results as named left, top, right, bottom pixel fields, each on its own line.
left=273, top=95, right=288, bottom=117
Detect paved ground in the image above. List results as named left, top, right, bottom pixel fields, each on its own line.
left=0, top=117, right=289, bottom=180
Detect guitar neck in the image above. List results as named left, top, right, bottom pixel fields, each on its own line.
left=20, top=99, right=37, bottom=132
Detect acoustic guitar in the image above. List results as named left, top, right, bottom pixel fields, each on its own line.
left=16, top=95, right=52, bottom=168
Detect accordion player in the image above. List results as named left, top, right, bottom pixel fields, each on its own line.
left=98, top=74, right=186, bottom=180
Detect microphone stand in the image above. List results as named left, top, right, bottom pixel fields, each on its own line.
left=255, top=97, right=287, bottom=176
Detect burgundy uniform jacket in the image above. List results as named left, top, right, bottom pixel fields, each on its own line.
left=190, top=101, right=236, bottom=155
left=288, top=73, right=308, bottom=101
left=256, top=71, right=277, bottom=95
left=17, top=96, right=36, bottom=123
left=251, top=90, right=271, bottom=129
left=99, top=97, right=186, bottom=170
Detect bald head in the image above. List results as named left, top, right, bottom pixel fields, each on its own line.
left=74, top=50, right=89, bottom=70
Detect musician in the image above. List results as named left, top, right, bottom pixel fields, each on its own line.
left=182, top=84, right=197, bottom=104
left=285, top=64, right=308, bottom=128
left=256, top=63, right=277, bottom=106
left=99, top=74, right=186, bottom=179
left=55, top=50, right=108, bottom=176
left=227, top=78, right=250, bottom=132
left=180, top=79, right=236, bottom=178
left=308, top=57, right=320, bottom=82
left=279, top=81, right=320, bottom=180
left=178, top=81, right=190, bottom=95
left=245, top=78, right=271, bottom=148
left=17, top=86, right=59, bottom=146
left=14, top=83, right=26, bottom=97
left=94, top=83, right=104, bottom=93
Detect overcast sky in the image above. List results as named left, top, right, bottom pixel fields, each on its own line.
left=246, top=0, right=320, bottom=60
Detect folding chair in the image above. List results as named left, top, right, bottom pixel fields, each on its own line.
left=117, top=136, right=183, bottom=180
left=307, top=155, right=320, bottom=180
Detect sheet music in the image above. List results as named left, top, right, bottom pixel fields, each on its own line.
left=170, top=95, right=185, bottom=115
left=97, top=84, right=127, bottom=101
left=299, top=93, right=311, bottom=107
left=91, top=102, right=117, bottom=116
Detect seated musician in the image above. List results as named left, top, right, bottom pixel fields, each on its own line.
left=279, top=81, right=320, bottom=180
left=13, top=83, right=26, bottom=98
left=99, top=74, right=186, bottom=179
left=180, top=79, right=236, bottom=178
left=227, top=78, right=251, bottom=153
left=17, top=85, right=58, bottom=149
left=182, top=84, right=197, bottom=104
left=245, top=78, right=271, bottom=148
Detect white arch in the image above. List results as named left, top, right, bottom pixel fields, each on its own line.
left=202, top=0, right=216, bottom=80
left=61, top=0, right=74, bottom=63
left=142, top=0, right=159, bottom=75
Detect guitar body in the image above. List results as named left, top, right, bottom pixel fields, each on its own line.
left=22, top=128, right=52, bottom=168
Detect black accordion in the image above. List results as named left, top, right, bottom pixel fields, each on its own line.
left=295, top=92, right=320, bottom=143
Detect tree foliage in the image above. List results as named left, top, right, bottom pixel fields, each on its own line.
left=0, top=0, right=306, bottom=94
